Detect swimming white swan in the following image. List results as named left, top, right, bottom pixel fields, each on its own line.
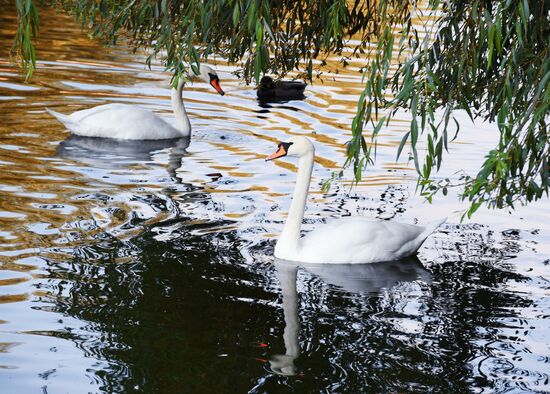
left=266, top=136, right=446, bottom=264
left=46, top=64, right=224, bottom=140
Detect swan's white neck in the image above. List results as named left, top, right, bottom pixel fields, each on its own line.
left=277, top=152, right=314, bottom=254
left=171, top=79, right=191, bottom=137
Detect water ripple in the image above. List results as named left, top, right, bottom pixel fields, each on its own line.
left=0, top=6, right=549, bottom=393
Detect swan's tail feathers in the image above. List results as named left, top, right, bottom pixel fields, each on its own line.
left=46, top=108, right=72, bottom=126
left=411, top=217, right=447, bottom=253
left=422, top=217, right=447, bottom=238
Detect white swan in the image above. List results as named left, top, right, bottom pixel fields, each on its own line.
left=46, top=64, right=224, bottom=140
left=266, top=136, right=446, bottom=264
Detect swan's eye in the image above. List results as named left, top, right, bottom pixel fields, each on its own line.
left=208, top=73, right=217, bottom=82
left=280, top=142, right=293, bottom=153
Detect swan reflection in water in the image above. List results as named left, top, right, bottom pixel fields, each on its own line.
left=271, top=257, right=431, bottom=376
left=56, top=135, right=190, bottom=179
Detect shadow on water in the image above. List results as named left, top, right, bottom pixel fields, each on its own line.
left=38, top=225, right=276, bottom=393
left=34, top=217, right=537, bottom=392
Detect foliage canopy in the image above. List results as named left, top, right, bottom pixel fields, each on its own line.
left=12, top=0, right=550, bottom=216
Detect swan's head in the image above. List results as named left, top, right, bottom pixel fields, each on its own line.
left=266, top=136, right=315, bottom=161
left=190, top=63, right=225, bottom=96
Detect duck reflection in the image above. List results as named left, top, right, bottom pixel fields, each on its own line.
left=56, top=135, right=190, bottom=178
left=271, top=256, right=431, bottom=376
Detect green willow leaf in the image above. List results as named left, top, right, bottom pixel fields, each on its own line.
left=11, top=0, right=550, bottom=217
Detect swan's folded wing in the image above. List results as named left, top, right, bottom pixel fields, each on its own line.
left=300, top=217, right=427, bottom=263
left=66, top=104, right=177, bottom=139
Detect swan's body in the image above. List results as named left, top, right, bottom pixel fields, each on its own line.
left=47, top=103, right=186, bottom=140
left=47, top=64, right=224, bottom=140
left=295, top=216, right=446, bottom=264
left=266, top=136, right=446, bottom=264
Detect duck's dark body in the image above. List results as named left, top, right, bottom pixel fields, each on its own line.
left=257, top=76, right=306, bottom=101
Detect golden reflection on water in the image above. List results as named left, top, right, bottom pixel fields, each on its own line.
left=0, top=5, right=454, bottom=291
left=1, top=7, right=550, bottom=393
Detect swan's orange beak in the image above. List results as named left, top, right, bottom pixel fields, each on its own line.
left=266, top=145, right=287, bottom=161
left=210, top=78, right=225, bottom=96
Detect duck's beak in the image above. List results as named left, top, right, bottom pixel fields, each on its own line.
left=210, top=77, right=225, bottom=96
left=266, top=145, right=287, bottom=161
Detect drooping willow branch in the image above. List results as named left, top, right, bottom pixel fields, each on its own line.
left=12, top=0, right=550, bottom=216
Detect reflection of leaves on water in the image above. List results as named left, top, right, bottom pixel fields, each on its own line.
left=377, top=185, right=409, bottom=220
left=320, top=184, right=409, bottom=221
left=38, top=368, right=56, bottom=380
left=423, top=223, right=527, bottom=266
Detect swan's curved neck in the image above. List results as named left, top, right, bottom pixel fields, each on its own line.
left=279, top=151, right=314, bottom=250
left=171, top=79, right=191, bottom=137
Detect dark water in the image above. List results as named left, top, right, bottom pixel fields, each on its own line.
left=1, top=7, right=549, bottom=393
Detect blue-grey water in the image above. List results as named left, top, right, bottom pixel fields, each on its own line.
left=0, top=8, right=549, bottom=393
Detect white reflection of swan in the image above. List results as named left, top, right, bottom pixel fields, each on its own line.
left=271, top=257, right=431, bottom=376
left=56, top=135, right=190, bottom=178
left=272, top=262, right=300, bottom=376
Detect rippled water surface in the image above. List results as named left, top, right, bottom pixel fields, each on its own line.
left=1, top=7, right=550, bottom=393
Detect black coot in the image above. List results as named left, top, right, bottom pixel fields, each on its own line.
left=257, top=76, right=306, bottom=101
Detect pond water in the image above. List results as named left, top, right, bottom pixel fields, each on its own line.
left=1, top=7, right=550, bottom=393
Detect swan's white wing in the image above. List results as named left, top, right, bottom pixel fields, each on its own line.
left=299, top=217, right=430, bottom=263
left=64, top=104, right=180, bottom=140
